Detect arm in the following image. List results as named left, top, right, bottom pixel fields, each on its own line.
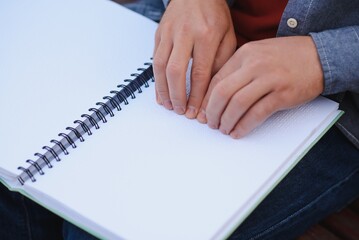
left=199, top=25, right=359, bottom=138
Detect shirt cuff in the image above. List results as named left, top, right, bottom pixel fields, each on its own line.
left=162, top=0, right=169, bottom=7
left=310, top=26, right=359, bottom=95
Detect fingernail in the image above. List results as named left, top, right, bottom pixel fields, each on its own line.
left=174, top=106, right=185, bottom=115
left=219, top=126, right=229, bottom=135
left=230, top=130, right=241, bottom=139
left=197, top=109, right=207, bottom=124
left=185, top=106, right=197, bottom=119
left=156, top=95, right=162, bottom=105
left=207, top=121, right=218, bottom=129
left=163, top=100, right=173, bottom=110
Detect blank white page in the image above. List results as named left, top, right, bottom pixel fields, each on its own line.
left=28, top=89, right=339, bottom=239
left=0, top=0, right=157, bottom=178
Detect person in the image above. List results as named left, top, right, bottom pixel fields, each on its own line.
left=0, top=0, right=358, bottom=239
left=152, top=0, right=359, bottom=239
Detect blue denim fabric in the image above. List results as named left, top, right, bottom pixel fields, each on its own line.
left=276, top=0, right=359, bottom=95
left=277, top=0, right=359, bottom=149
left=123, top=0, right=164, bottom=22
left=161, top=0, right=169, bottom=7
left=0, top=183, right=62, bottom=239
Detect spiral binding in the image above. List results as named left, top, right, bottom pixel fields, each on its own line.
left=17, top=63, right=154, bottom=185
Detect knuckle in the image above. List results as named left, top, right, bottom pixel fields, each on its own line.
left=252, top=104, right=273, bottom=123
left=246, top=58, right=263, bottom=70
left=178, top=22, right=192, bottom=35
left=231, top=94, right=246, bottom=108
left=237, top=42, right=260, bottom=60
left=197, top=25, right=212, bottom=38
left=213, top=82, right=229, bottom=99
left=153, top=57, right=167, bottom=71
left=191, top=66, right=210, bottom=82
left=158, top=21, right=172, bottom=32
left=166, top=61, right=182, bottom=78
left=155, top=82, right=169, bottom=96
left=239, top=42, right=256, bottom=54
left=155, top=85, right=168, bottom=95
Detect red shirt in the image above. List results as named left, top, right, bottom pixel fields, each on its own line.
left=231, top=0, right=288, bottom=47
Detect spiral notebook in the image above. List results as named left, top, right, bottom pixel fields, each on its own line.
left=0, top=0, right=342, bottom=239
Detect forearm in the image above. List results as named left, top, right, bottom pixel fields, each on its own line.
left=310, top=26, right=359, bottom=95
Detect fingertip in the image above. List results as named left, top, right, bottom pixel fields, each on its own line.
left=196, top=109, right=207, bottom=124
left=219, top=125, right=230, bottom=135
left=156, top=91, right=163, bottom=105
left=207, top=121, right=219, bottom=130
left=173, top=105, right=185, bottom=115
left=185, top=106, right=198, bottom=119
left=229, top=130, right=242, bottom=139
left=163, top=100, right=173, bottom=110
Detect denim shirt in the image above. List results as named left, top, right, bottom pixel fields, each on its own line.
left=135, top=0, right=359, bottom=149
left=277, top=0, right=359, bottom=149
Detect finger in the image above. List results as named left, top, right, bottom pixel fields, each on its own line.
left=153, top=30, right=162, bottom=106
left=155, top=89, right=162, bottom=105
left=205, top=66, right=253, bottom=129
left=195, top=70, right=227, bottom=124
left=153, top=28, right=161, bottom=58
left=197, top=51, right=243, bottom=124
left=153, top=38, right=173, bottom=110
left=166, top=37, right=193, bottom=115
left=185, top=37, right=222, bottom=119
left=218, top=77, right=272, bottom=135
left=230, top=93, right=280, bottom=138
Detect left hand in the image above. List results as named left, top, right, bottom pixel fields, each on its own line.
left=198, top=36, right=324, bottom=138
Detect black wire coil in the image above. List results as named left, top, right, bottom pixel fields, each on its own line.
left=17, top=64, right=154, bottom=185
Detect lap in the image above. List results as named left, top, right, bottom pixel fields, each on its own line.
left=0, top=183, right=62, bottom=240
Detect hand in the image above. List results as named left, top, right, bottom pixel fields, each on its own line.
left=152, top=0, right=236, bottom=118
left=198, top=36, right=324, bottom=138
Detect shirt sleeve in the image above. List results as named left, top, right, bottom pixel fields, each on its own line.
left=162, top=0, right=169, bottom=7
left=310, top=26, right=359, bottom=95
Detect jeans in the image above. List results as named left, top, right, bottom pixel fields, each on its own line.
left=1, top=126, right=358, bottom=240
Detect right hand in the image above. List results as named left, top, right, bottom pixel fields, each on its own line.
left=152, top=0, right=237, bottom=118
